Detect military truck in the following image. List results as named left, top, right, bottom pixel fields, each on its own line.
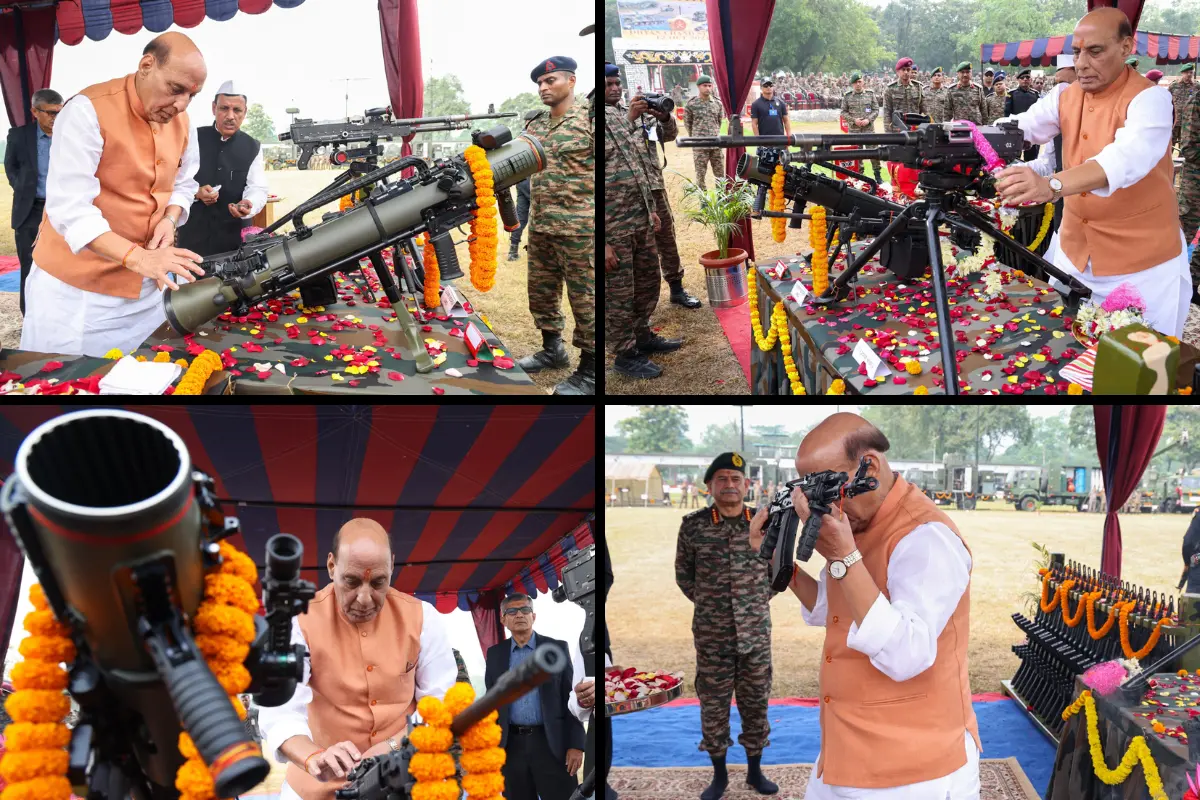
left=1012, top=464, right=1094, bottom=511
left=902, top=455, right=1003, bottom=509
left=1147, top=470, right=1200, bottom=513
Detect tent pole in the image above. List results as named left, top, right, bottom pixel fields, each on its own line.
left=15, top=7, right=31, bottom=127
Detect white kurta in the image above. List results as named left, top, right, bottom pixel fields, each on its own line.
left=256, top=605, right=459, bottom=800
left=801, top=522, right=980, bottom=800
left=997, top=82, right=1192, bottom=338
left=20, top=94, right=201, bottom=357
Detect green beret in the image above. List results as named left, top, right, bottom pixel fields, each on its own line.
left=697, top=75, right=713, bottom=85
left=704, top=451, right=747, bottom=484
left=956, top=61, right=972, bottom=73
left=930, top=66, right=943, bottom=75
left=1017, top=67, right=1032, bottom=78
left=1125, top=56, right=1139, bottom=67
left=850, top=71, right=862, bottom=83
left=1183, top=64, right=1196, bottom=73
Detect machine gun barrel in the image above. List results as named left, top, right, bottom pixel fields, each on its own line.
left=677, top=132, right=914, bottom=150
left=389, top=112, right=516, bottom=126
left=450, top=643, right=567, bottom=735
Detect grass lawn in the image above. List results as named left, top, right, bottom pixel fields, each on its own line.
left=606, top=506, right=1190, bottom=697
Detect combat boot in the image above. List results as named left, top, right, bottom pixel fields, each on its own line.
left=553, top=350, right=595, bottom=395
left=668, top=279, right=702, bottom=309
left=700, top=754, right=728, bottom=800
left=613, top=350, right=662, bottom=379
left=745, top=754, right=778, bottom=795
left=517, top=331, right=570, bottom=372
left=637, top=332, right=683, bottom=353
left=507, top=239, right=521, bottom=261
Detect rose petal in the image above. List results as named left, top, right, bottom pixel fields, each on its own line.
left=432, top=386, right=446, bottom=395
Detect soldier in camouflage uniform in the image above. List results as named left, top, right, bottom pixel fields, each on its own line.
left=604, top=71, right=674, bottom=380
left=984, top=73, right=1008, bottom=124
left=841, top=71, right=884, bottom=181
left=520, top=56, right=595, bottom=395
left=945, top=61, right=985, bottom=124
left=1178, top=87, right=1200, bottom=284
left=684, top=76, right=725, bottom=190
left=675, top=452, right=778, bottom=800
left=672, top=82, right=686, bottom=110
left=883, top=57, right=925, bottom=132
left=925, top=67, right=949, bottom=123
left=1172, top=64, right=1196, bottom=149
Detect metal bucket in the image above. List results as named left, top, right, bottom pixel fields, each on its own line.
left=704, top=262, right=748, bottom=308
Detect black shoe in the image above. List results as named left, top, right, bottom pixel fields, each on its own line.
left=669, top=283, right=702, bottom=308
left=745, top=755, right=778, bottom=795
left=700, top=755, right=728, bottom=800
left=1192, top=286, right=1200, bottom=307
left=637, top=333, right=683, bottom=353
left=517, top=331, right=570, bottom=372
left=613, top=350, right=663, bottom=379
left=554, top=350, right=595, bottom=395
left=507, top=241, right=521, bottom=262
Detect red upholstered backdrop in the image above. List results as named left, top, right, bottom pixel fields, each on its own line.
left=0, top=526, right=21, bottom=677
left=378, top=0, right=423, bottom=175
left=1094, top=405, right=1166, bottom=578
left=0, top=3, right=55, bottom=129
left=704, top=0, right=776, bottom=261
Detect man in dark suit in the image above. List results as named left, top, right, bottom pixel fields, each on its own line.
left=486, top=593, right=585, bottom=800
left=5, top=88, right=63, bottom=314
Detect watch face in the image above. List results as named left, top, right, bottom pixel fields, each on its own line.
left=830, top=560, right=847, bottom=579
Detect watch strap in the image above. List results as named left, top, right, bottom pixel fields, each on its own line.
left=842, top=549, right=863, bottom=568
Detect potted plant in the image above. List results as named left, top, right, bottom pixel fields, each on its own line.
left=679, top=175, right=756, bottom=307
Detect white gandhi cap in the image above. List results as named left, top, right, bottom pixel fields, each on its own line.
left=1056, top=54, right=1074, bottom=71
left=216, top=80, right=246, bottom=98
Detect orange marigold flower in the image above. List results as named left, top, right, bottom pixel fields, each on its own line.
left=18, top=636, right=75, bottom=665
left=0, top=749, right=70, bottom=783
left=1152, top=720, right=1166, bottom=734
left=409, top=725, right=453, bottom=754
left=2, top=723, right=70, bottom=752
left=11, top=661, right=68, bottom=692
left=905, top=361, right=922, bottom=376
left=461, top=772, right=505, bottom=797
left=22, top=610, right=70, bottom=639
left=0, top=774, right=72, bottom=800
left=193, top=603, right=255, bottom=644
left=410, top=781, right=459, bottom=800
left=217, top=541, right=258, bottom=585
left=914, top=386, right=929, bottom=395
left=443, top=682, right=475, bottom=716
left=416, top=696, right=452, bottom=728
left=194, top=634, right=251, bottom=665
left=5, top=690, right=70, bottom=724
left=458, top=718, right=502, bottom=751
left=179, top=733, right=198, bottom=761
left=204, top=573, right=260, bottom=616
left=230, top=695, right=248, bottom=721
left=211, top=661, right=252, bottom=695
left=459, top=747, right=506, bottom=774
left=28, top=584, right=48, bottom=612
left=175, top=756, right=214, bottom=799
left=408, top=753, right=456, bottom=782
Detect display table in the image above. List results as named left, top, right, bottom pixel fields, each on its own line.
left=0, top=272, right=541, bottom=395
left=1044, top=675, right=1197, bottom=800
left=751, top=241, right=1200, bottom=395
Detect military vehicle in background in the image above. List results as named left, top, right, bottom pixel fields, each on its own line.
left=1140, top=469, right=1200, bottom=513
left=1011, top=464, right=1095, bottom=511
left=903, top=454, right=1004, bottom=510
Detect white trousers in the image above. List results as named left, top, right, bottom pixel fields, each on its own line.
left=19, top=263, right=173, bottom=357
left=803, top=730, right=980, bottom=799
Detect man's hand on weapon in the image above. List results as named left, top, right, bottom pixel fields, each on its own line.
left=996, top=165, right=1053, bottom=205
left=308, top=741, right=362, bottom=782
left=627, top=96, right=649, bottom=123
left=748, top=505, right=770, bottom=552
left=125, top=245, right=205, bottom=291
left=229, top=199, right=255, bottom=219
left=197, top=185, right=220, bottom=205
left=575, top=678, right=595, bottom=709
left=566, top=747, right=584, bottom=776
left=790, top=487, right=856, bottom=562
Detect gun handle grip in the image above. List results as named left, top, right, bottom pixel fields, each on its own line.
left=496, top=187, right=520, bottom=232
left=432, top=233, right=463, bottom=281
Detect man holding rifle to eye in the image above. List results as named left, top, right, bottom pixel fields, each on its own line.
left=748, top=413, right=980, bottom=800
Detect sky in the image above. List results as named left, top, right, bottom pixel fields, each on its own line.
left=5, top=0, right=596, bottom=139
left=605, top=405, right=1071, bottom=440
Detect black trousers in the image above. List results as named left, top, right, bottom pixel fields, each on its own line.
left=15, top=199, right=43, bottom=315
left=582, top=710, right=615, bottom=799
left=502, top=724, right=578, bottom=800
left=511, top=187, right=531, bottom=247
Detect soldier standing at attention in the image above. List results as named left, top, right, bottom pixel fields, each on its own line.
left=984, top=73, right=1008, bottom=124
left=684, top=76, right=725, bottom=190
left=945, top=62, right=985, bottom=125
left=1005, top=67, right=1042, bottom=161
left=603, top=69, right=669, bottom=381
left=841, top=72, right=883, bottom=181
left=672, top=82, right=686, bottom=110
left=1177, top=81, right=1200, bottom=253
left=520, top=56, right=596, bottom=395
left=883, top=57, right=925, bottom=131
left=925, top=67, right=949, bottom=122
left=1171, top=64, right=1196, bottom=150
left=676, top=452, right=779, bottom=800
left=981, top=67, right=996, bottom=97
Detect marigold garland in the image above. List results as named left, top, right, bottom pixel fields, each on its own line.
left=462, top=145, right=499, bottom=293
left=769, top=165, right=787, bottom=243
left=1061, top=691, right=1167, bottom=800
left=409, top=686, right=504, bottom=800
left=0, top=585, right=73, bottom=800
left=174, top=350, right=223, bottom=395
left=1002, top=203, right=1055, bottom=253
left=827, top=379, right=846, bottom=395
left=746, top=268, right=779, bottom=351
left=455, top=683, right=504, bottom=800
left=809, top=205, right=829, bottom=296
left=1086, top=595, right=1123, bottom=639
left=1039, top=572, right=1062, bottom=613
left=419, top=233, right=441, bottom=309
left=1060, top=582, right=1087, bottom=628
left=1119, top=604, right=1170, bottom=660
left=775, top=304, right=805, bottom=394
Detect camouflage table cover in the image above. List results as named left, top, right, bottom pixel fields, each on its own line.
left=0, top=272, right=543, bottom=395
left=1045, top=675, right=1193, bottom=800
left=752, top=240, right=1089, bottom=396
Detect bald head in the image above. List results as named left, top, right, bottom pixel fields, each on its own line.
left=796, top=413, right=894, bottom=534
left=328, top=518, right=394, bottom=624
left=332, top=517, right=392, bottom=562
left=1071, top=8, right=1134, bottom=94
left=1078, top=7, right=1133, bottom=41
left=136, top=32, right=206, bottom=124
left=143, top=32, right=202, bottom=66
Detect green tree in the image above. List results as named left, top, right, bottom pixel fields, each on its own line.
left=605, top=436, right=628, bottom=453
left=497, top=92, right=543, bottom=138
left=861, top=407, right=1030, bottom=462
left=699, top=421, right=743, bottom=454
left=617, top=406, right=690, bottom=453
left=1153, top=408, right=1200, bottom=473
left=1067, top=406, right=1095, bottom=452
left=241, top=103, right=277, bottom=143
left=952, top=0, right=1052, bottom=74
left=411, top=75, right=471, bottom=148
left=605, top=0, right=620, bottom=65
left=760, top=0, right=893, bottom=75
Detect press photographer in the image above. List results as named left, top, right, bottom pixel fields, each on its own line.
left=675, top=452, right=780, bottom=800
left=748, top=413, right=980, bottom=799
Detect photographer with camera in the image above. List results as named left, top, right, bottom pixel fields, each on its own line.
left=748, top=414, right=980, bottom=800
left=676, top=452, right=781, bottom=800
left=994, top=7, right=1191, bottom=338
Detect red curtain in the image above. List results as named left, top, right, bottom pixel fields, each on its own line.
left=704, top=0, right=776, bottom=261
left=0, top=528, right=23, bottom=679
left=469, top=588, right=505, bottom=658
left=1094, top=405, right=1166, bottom=578
left=0, top=4, right=55, bottom=128
left=378, top=0, right=423, bottom=174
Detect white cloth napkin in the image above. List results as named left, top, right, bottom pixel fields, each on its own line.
left=98, top=356, right=183, bottom=395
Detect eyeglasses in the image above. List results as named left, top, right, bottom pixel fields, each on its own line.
left=502, top=606, right=533, bottom=617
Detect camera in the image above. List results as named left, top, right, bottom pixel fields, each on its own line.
left=758, top=457, right=879, bottom=591
left=640, top=92, right=675, bottom=114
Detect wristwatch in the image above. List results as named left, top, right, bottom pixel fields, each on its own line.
left=387, top=736, right=400, bottom=752
left=1048, top=176, right=1064, bottom=202
left=828, top=549, right=863, bottom=580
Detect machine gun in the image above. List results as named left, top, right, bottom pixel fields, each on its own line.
left=678, top=118, right=1093, bottom=395
left=0, top=409, right=318, bottom=800
left=163, top=129, right=544, bottom=373
left=279, top=107, right=517, bottom=170
left=334, top=643, right=568, bottom=800
left=757, top=458, right=879, bottom=592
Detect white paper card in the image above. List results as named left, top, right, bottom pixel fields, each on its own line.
left=851, top=339, right=891, bottom=380
left=439, top=284, right=469, bottom=318
left=789, top=282, right=809, bottom=304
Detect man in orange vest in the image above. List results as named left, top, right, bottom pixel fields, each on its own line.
left=995, top=7, right=1190, bottom=338
left=20, top=32, right=208, bottom=357
left=749, top=414, right=980, bottom=798
left=257, top=518, right=459, bottom=800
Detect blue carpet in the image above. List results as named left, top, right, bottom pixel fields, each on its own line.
left=614, top=699, right=1056, bottom=795
left=0, top=272, right=19, bottom=292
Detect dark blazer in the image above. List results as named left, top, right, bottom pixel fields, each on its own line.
left=485, top=632, right=586, bottom=761
left=5, top=122, right=43, bottom=229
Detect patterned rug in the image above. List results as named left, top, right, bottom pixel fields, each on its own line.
left=609, top=758, right=1040, bottom=799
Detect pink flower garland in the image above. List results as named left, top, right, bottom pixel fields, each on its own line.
left=956, top=120, right=1006, bottom=173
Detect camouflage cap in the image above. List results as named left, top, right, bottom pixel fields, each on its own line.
left=705, top=452, right=747, bottom=483
left=697, top=74, right=713, bottom=85
left=956, top=61, right=972, bottom=73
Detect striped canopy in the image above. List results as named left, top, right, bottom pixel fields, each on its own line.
left=982, top=31, right=1200, bottom=66
left=37, top=0, right=309, bottom=46
left=0, top=406, right=595, bottom=613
